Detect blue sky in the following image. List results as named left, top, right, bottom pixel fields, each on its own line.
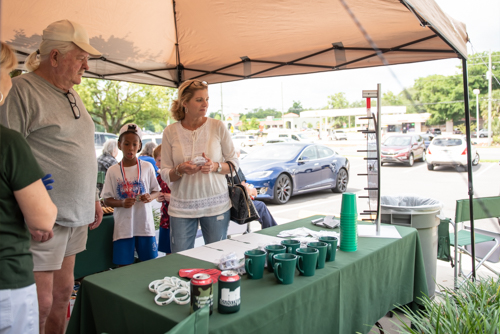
left=207, top=0, right=500, bottom=115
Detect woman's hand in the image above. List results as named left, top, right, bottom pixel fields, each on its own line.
left=201, top=152, right=214, bottom=174
left=179, top=161, right=202, bottom=175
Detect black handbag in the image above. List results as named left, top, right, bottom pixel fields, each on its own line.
left=226, top=161, right=260, bottom=225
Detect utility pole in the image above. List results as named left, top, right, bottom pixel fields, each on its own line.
left=281, top=82, right=284, bottom=129
left=487, top=50, right=492, bottom=145
left=220, top=83, right=224, bottom=121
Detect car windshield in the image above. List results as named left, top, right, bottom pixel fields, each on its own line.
left=433, top=138, right=462, bottom=146
left=383, top=136, right=411, bottom=146
left=245, top=144, right=304, bottom=160
left=298, top=133, right=315, bottom=139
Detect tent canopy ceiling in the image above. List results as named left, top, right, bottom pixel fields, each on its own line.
left=1, top=0, right=468, bottom=88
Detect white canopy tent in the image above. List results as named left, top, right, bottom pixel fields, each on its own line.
left=1, top=0, right=480, bottom=280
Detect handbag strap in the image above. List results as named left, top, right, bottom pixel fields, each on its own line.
left=226, top=161, right=243, bottom=186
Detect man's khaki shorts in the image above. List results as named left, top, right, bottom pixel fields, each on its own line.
left=30, top=224, right=88, bottom=271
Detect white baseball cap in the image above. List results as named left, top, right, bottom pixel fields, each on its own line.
left=42, top=20, right=101, bottom=56
left=119, top=123, right=143, bottom=141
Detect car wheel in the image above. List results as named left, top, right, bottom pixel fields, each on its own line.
left=271, top=174, right=292, bottom=205
left=427, top=163, right=434, bottom=170
left=480, top=134, right=485, bottom=138
left=241, top=143, right=246, bottom=147
left=407, top=154, right=414, bottom=167
left=332, top=168, right=349, bottom=193
left=421, top=150, right=426, bottom=162
left=472, top=152, right=480, bottom=166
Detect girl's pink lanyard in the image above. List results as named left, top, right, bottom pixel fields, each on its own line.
left=120, top=159, right=142, bottom=198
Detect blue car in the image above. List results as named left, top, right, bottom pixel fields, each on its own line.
left=240, top=143, right=350, bottom=204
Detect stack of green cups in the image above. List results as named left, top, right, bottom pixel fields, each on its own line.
left=340, top=192, right=358, bottom=252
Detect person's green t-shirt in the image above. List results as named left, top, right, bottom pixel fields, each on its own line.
left=0, top=125, right=45, bottom=289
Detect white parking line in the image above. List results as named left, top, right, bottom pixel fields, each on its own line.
left=473, top=163, right=495, bottom=178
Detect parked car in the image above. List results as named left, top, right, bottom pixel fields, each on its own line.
left=232, top=134, right=258, bottom=147
left=420, top=133, right=434, bottom=149
left=330, top=130, right=348, bottom=141
left=477, top=129, right=492, bottom=138
left=94, top=132, right=118, bottom=157
left=267, top=131, right=317, bottom=143
left=263, top=137, right=294, bottom=145
left=240, top=143, right=350, bottom=204
left=142, top=134, right=163, bottom=145
left=381, top=134, right=426, bottom=167
left=427, top=128, right=441, bottom=135
left=426, top=135, right=479, bottom=171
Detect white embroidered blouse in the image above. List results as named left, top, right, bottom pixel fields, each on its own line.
left=160, top=118, right=239, bottom=218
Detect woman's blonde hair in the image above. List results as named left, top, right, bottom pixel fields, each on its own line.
left=0, top=42, right=17, bottom=71
left=170, top=79, right=208, bottom=121
left=24, top=40, right=76, bottom=72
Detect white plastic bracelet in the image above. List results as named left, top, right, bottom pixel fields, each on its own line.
left=149, top=276, right=191, bottom=306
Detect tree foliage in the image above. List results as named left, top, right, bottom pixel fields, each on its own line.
left=75, top=78, right=175, bottom=133
left=288, top=100, right=304, bottom=115
left=245, top=107, right=281, bottom=119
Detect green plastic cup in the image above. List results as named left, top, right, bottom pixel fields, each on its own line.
left=244, top=249, right=266, bottom=279
left=281, top=239, right=301, bottom=255
left=307, top=242, right=328, bottom=269
left=296, top=247, right=319, bottom=276
left=273, top=253, right=297, bottom=285
left=265, top=244, right=286, bottom=272
left=340, top=193, right=357, bottom=216
left=318, top=236, right=338, bottom=261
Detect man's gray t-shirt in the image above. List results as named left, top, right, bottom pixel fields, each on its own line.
left=0, top=72, right=97, bottom=227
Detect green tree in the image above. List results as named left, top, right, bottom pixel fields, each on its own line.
left=326, top=92, right=350, bottom=128
left=239, top=115, right=249, bottom=131
left=246, top=107, right=281, bottom=119
left=249, top=117, right=260, bottom=130
left=327, top=92, right=349, bottom=109
left=288, top=101, right=304, bottom=115
left=411, top=74, right=466, bottom=125
left=75, top=78, right=175, bottom=133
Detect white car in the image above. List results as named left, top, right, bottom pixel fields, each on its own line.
left=94, top=132, right=118, bottom=157
left=232, top=135, right=258, bottom=147
left=267, top=132, right=317, bottom=143
left=426, top=135, right=479, bottom=171
left=330, top=130, right=347, bottom=141
left=142, top=134, right=163, bottom=146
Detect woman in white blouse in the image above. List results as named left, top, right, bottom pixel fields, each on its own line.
left=161, top=80, right=238, bottom=252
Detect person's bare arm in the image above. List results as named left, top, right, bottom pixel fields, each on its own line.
left=14, top=179, right=57, bottom=241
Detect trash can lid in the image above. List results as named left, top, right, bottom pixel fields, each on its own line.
left=381, top=194, right=442, bottom=214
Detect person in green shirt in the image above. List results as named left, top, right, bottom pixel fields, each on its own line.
left=0, top=42, right=57, bottom=334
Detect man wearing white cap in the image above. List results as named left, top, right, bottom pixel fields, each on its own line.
left=0, top=20, right=103, bottom=334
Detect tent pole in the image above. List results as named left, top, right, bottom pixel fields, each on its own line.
left=461, top=57, right=476, bottom=281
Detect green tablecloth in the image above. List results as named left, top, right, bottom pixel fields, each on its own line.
left=74, top=214, right=117, bottom=280
left=67, top=216, right=428, bottom=334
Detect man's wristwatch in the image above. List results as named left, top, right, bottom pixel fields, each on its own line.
left=216, top=162, right=223, bottom=173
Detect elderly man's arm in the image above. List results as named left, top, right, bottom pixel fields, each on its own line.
left=88, top=200, right=103, bottom=230
left=14, top=180, right=57, bottom=242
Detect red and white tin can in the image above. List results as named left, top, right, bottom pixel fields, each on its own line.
left=218, top=270, right=241, bottom=314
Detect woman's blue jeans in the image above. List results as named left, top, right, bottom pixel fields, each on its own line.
left=170, top=209, right=230, bottom=253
